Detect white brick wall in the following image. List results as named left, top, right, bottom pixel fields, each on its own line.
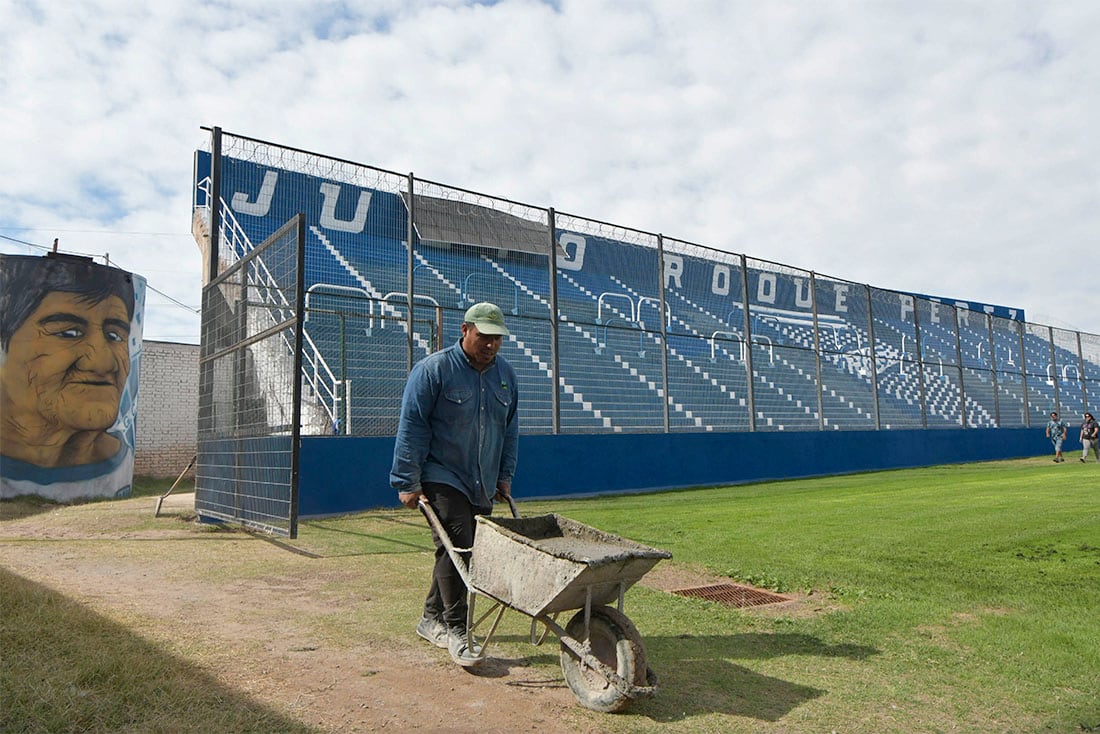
left=135, top=340, right=199, bottom=477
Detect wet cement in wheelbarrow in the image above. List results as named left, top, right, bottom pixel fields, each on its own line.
left=483, top=513, right=670, bottom=565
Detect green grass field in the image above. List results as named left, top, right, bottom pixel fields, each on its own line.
left=525, top=460, right=1100, bottom=732
left=3, top=458, right=1099, bottom=732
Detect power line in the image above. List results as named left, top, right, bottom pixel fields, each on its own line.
left=3, top=226, right=191, bottom=237
left=142, top=285, right=201, bottom=314
left=0, top=232, right=103, bottom=259
left=0, top=233, right=200, bottom=315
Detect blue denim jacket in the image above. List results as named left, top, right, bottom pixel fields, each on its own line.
left=390, top=340, right=519, bottom=510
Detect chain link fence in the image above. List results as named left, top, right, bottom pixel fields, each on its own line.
left=194, top=128, right=1100, bottom=458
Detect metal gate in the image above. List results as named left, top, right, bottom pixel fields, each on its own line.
left=195, top=215, right=305, bottom=537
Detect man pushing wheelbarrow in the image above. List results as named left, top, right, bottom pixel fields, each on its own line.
left=390, top=303, right=670, bottom=712
left=390, top=302, right=518, bottom=667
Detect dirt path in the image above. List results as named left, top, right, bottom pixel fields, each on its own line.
left=0, top=494, right=608, bottom=733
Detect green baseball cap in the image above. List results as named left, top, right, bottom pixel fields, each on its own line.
left=463, top=302, right=510, bottom=336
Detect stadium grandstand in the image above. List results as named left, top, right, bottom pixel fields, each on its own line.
left=192, top=127, right=1099, bottom=537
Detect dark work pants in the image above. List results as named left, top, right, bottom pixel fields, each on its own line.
left=422, top=482, right=487, bottom=629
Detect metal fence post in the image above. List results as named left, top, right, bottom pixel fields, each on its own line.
left=657, top=234, right=670, bottom=432
left=740, top=255, right=756, bottom=431
left=953, top=305, right=966, bottom=428
left=548, top=208, right=561, bottom=435
left=1077, top=331, right=1089, bottom=413
left=986, top=313, right=1001, bottom=427
left=809, top=272, right=825, bottom=430
left=865, top=285, right=881, bottom=430
left=208, top=126, right=222, bottom=282
left=1048, top=325, right=1060, bottom=413
left=1017, top=321, right=1030, bottom=427
left=911, top=296, right=928, bottom=428
left=289, top=213, right=306, bottom=539
left=406, top=172, right=416, bottom=372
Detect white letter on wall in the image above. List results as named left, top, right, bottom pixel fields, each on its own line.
left=711, top=264, right=730, bottom=296
left=955, top=302, right=970, bottom=327
left=834, top=284, right=849, bottom=313
left=231, top=170, right=278, bottom=217
left=558, top=233, right=586, bottom=271
left=794, top=277, right=812, bottom=309
left=757, top=273, right=777, bottom=304
left=900, top=294, right=914, bottom=322
left=664, top=254, right=683, bottom=289
left=319, top=183, right=371, bottom=233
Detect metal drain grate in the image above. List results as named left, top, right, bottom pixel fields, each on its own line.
left=672, top=583, right=790, bottom=609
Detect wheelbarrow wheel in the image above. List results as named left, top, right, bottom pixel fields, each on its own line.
left=559, top=605, right=648, bottom=713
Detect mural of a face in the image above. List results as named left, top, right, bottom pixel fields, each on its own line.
left=1, top=292, right=132, bottom=457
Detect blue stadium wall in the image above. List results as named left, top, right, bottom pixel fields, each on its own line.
left=298, top=428, right=1040, bottom=516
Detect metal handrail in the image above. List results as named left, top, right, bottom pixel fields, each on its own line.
left=595, top=318, right=645, bottom=357
left=200, top=183, right=342, bottom=430
left=709, top=331, right=745, bottom=362
left=750, top=334, right=775, bottom=366
left=305, top=284, right=373, bottom=327
left=636, top=296, right=670, bottom=330
left=597, top=292, right=635, bottom=324
left=461, top=272, right=519, bottom=314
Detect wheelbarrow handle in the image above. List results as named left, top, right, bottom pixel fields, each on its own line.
left=417, top=493, right=519, bottom=588
left=417, top=498, right=473, bottom=588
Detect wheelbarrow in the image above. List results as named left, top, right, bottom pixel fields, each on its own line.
left=420, top=497, right=672, bottom=712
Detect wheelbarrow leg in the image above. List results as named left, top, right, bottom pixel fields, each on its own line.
left=466, top=593, right=507, bottom=658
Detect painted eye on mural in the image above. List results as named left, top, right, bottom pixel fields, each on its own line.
left=53, top=325, right=85, bottom=339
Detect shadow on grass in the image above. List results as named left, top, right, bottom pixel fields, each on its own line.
left=484, top=630, right=876, bottom=722
left=1, top=497, right=71, bottom=522
left=0, top=568, right=316, bottom=733
left=0, top=478, right=173, bottom=522
left=639, top=632, right=878, bottom=722
left=294, top=519, right=434, bottom=557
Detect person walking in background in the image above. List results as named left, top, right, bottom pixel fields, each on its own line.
left=389, top=302, right=519, bottom=667
left=1080, top=412, right=1099, bottom=462
left=1046, top=411, right=1069, bottom=463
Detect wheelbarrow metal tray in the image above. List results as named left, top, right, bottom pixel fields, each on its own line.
left=469, top=513, right=671, bottom=618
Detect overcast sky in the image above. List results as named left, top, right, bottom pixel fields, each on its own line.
left=2, top=0, right=1098, bottom=343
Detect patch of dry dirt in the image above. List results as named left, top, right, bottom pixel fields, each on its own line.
left=1, top=494, right=695, bottom=732
left=2, top=493, right=847, bottom=732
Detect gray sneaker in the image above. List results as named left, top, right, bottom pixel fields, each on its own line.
left=415, top=615, right=448, bottom=649
left=447, top=626, right=484, bottom=667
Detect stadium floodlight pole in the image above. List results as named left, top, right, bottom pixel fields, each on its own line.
left=657, top=234, right=670, bottom=433
left=548, top=208, right=561, bottom=434
left=986, top=312, right=1002, bottom=427
left=739, top=255, right=756, bottom=432
left=406, top=172, right=416, bottom=372
left=809, top=271, right=825, bottom=431
left=864, top=284, right=882, bottom=430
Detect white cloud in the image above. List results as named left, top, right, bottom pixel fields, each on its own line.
left=2, top=0, right=1098, bottom=341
